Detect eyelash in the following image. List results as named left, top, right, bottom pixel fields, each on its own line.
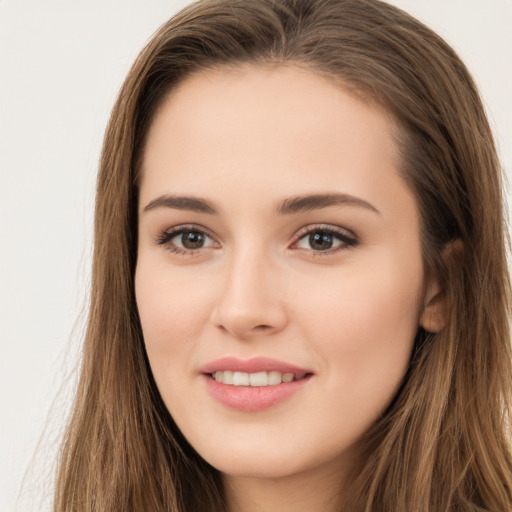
left=292, top=225, right=359, bottom=256
left=154, top=224, right=359, bottom=256
left=155, top=224, right=217, bottom=256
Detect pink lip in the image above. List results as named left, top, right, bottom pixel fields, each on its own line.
left=201, top=357, right=313, bottom=412
left=201, top=356, right=311, bottom=374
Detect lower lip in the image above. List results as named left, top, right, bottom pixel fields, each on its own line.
left=203, top=375, right=311, bottom=412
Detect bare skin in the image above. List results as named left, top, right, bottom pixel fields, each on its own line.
left=135, top=65, right=441, bottom=512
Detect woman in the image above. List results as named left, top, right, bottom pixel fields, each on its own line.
left=54, top=0, right=512, bottom=510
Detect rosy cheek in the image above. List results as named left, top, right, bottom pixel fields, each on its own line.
left=297, top=260, right=420, bottom=367
left=136, top=266, right=211, bottom=359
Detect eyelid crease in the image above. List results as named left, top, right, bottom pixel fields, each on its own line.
left=154, top=224, right=218, bottom=248
left=153, top=223, right=359, bottom=257
left=293, top=224, right=358, bottom=243
left=290, top=224, right=359, bottom=255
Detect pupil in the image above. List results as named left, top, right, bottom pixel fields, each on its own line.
left=181, top=231, right=205, bottom=249
left=309, top=232, right=333, bottom=250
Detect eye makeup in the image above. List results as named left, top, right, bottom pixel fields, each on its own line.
left=291, top=224, right=359, bottom=255
left=154, top=223, right=218, bottom=255
left=154, top=222, right=359, bottom=257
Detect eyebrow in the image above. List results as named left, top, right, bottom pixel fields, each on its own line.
left=143, top=195, right=218, bottom=214
left=276, top=193, right=380, bottom=216
left=142, top=193, right=379, bottom=216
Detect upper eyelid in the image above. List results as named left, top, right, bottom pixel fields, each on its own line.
left=156, top=222, right=355, bottom=236
left=154, top=223, right=358, bottom=249
left=155, top=224, right=217, bottom=244
left=289, top=225, right=359, bottom=255
left=292, top=224, right=357, bottom=241
left=160, top=223, right=214, bottom=236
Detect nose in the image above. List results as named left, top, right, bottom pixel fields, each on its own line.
left=210, top=250, right=288, bottom=340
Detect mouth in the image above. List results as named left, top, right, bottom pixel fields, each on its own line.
left=209, top=370, right=310, bottom=387
left=201, top=357, right=313, bottom=411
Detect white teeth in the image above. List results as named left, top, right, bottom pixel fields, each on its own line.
left=212, top=370, right=307, bottom=386
left=267, top=371, right=281, bottom=385
left=249, top=371, right=268, bottom=387
left=233, top=371, right=250, bottom=386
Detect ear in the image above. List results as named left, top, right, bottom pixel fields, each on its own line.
left=420, top=277, right=446, bottom=334
left=420, top=240, right=463, bottom=334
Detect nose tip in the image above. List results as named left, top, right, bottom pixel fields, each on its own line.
left=210, top=258, right=287, bottom=340
left=212, top=309, right=283, bottom=340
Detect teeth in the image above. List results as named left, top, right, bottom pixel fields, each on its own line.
left=233, top=371, right=249, bottom=386
left=249, top=371, right=267, bottom=386
left=267, top=371, right=281, bottom=385
left=212, top=370, right=307, bottom=386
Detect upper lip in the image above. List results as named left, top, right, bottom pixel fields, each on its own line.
left=201, top=356, right=312, bottom=375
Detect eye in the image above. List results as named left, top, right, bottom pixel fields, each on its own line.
left=294, top=226, right=358, bottom=253
left=156, top=225, right=217, bottom=254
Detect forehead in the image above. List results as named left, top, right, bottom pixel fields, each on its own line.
left=141, top=64, right=398, bottom=157
left=138, top=64, right=413, bottom=221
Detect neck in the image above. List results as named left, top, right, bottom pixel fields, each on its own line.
left=222, top=460, right=350, bottom=512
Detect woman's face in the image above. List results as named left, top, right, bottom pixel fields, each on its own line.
left=135, top=65, right=434, bottom=483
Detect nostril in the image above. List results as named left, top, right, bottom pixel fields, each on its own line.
left=254, top=324, right=272, bottom=331
left=210, top=300, right=288, bottom=339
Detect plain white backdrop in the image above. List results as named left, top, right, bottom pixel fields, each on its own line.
left=0, top=1, right=511, bottom=511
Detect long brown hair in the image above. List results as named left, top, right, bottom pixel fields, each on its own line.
left=54, top=1, right=512, bottom=510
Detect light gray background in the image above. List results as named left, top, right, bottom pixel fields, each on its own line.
left=1, top=1, right=511, bottom=511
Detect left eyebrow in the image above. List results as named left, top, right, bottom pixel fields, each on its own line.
left=276, top=193, right=380, bottom=216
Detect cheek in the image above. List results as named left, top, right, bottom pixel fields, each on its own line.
left=294, top=250, right=423, bottom=403
left=133, top=241, right=425, bottom=477
left=134, top=261, right=214, bottom=369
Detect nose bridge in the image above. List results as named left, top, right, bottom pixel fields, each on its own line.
left=212, top=241, right=287, bottom=339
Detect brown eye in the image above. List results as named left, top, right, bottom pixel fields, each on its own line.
left=295, top=227, right=358, bottom=253
left=156, top=226, right=216, bottom=253
left=308, top=231, right=335, bottom=250
left=180, top=231, right=206, bottom=249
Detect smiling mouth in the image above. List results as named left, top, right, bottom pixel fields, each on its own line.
left=210, top=370, right=309, bottom=387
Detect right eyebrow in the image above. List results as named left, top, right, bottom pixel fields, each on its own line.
left=142, top=195, right=218, bottom=214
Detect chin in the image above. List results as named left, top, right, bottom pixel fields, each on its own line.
left=212, top=457, right=306, bottom=480
left=190, top=437, right=301, bottom=477
left=194, top=435, right=350, bottom=483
